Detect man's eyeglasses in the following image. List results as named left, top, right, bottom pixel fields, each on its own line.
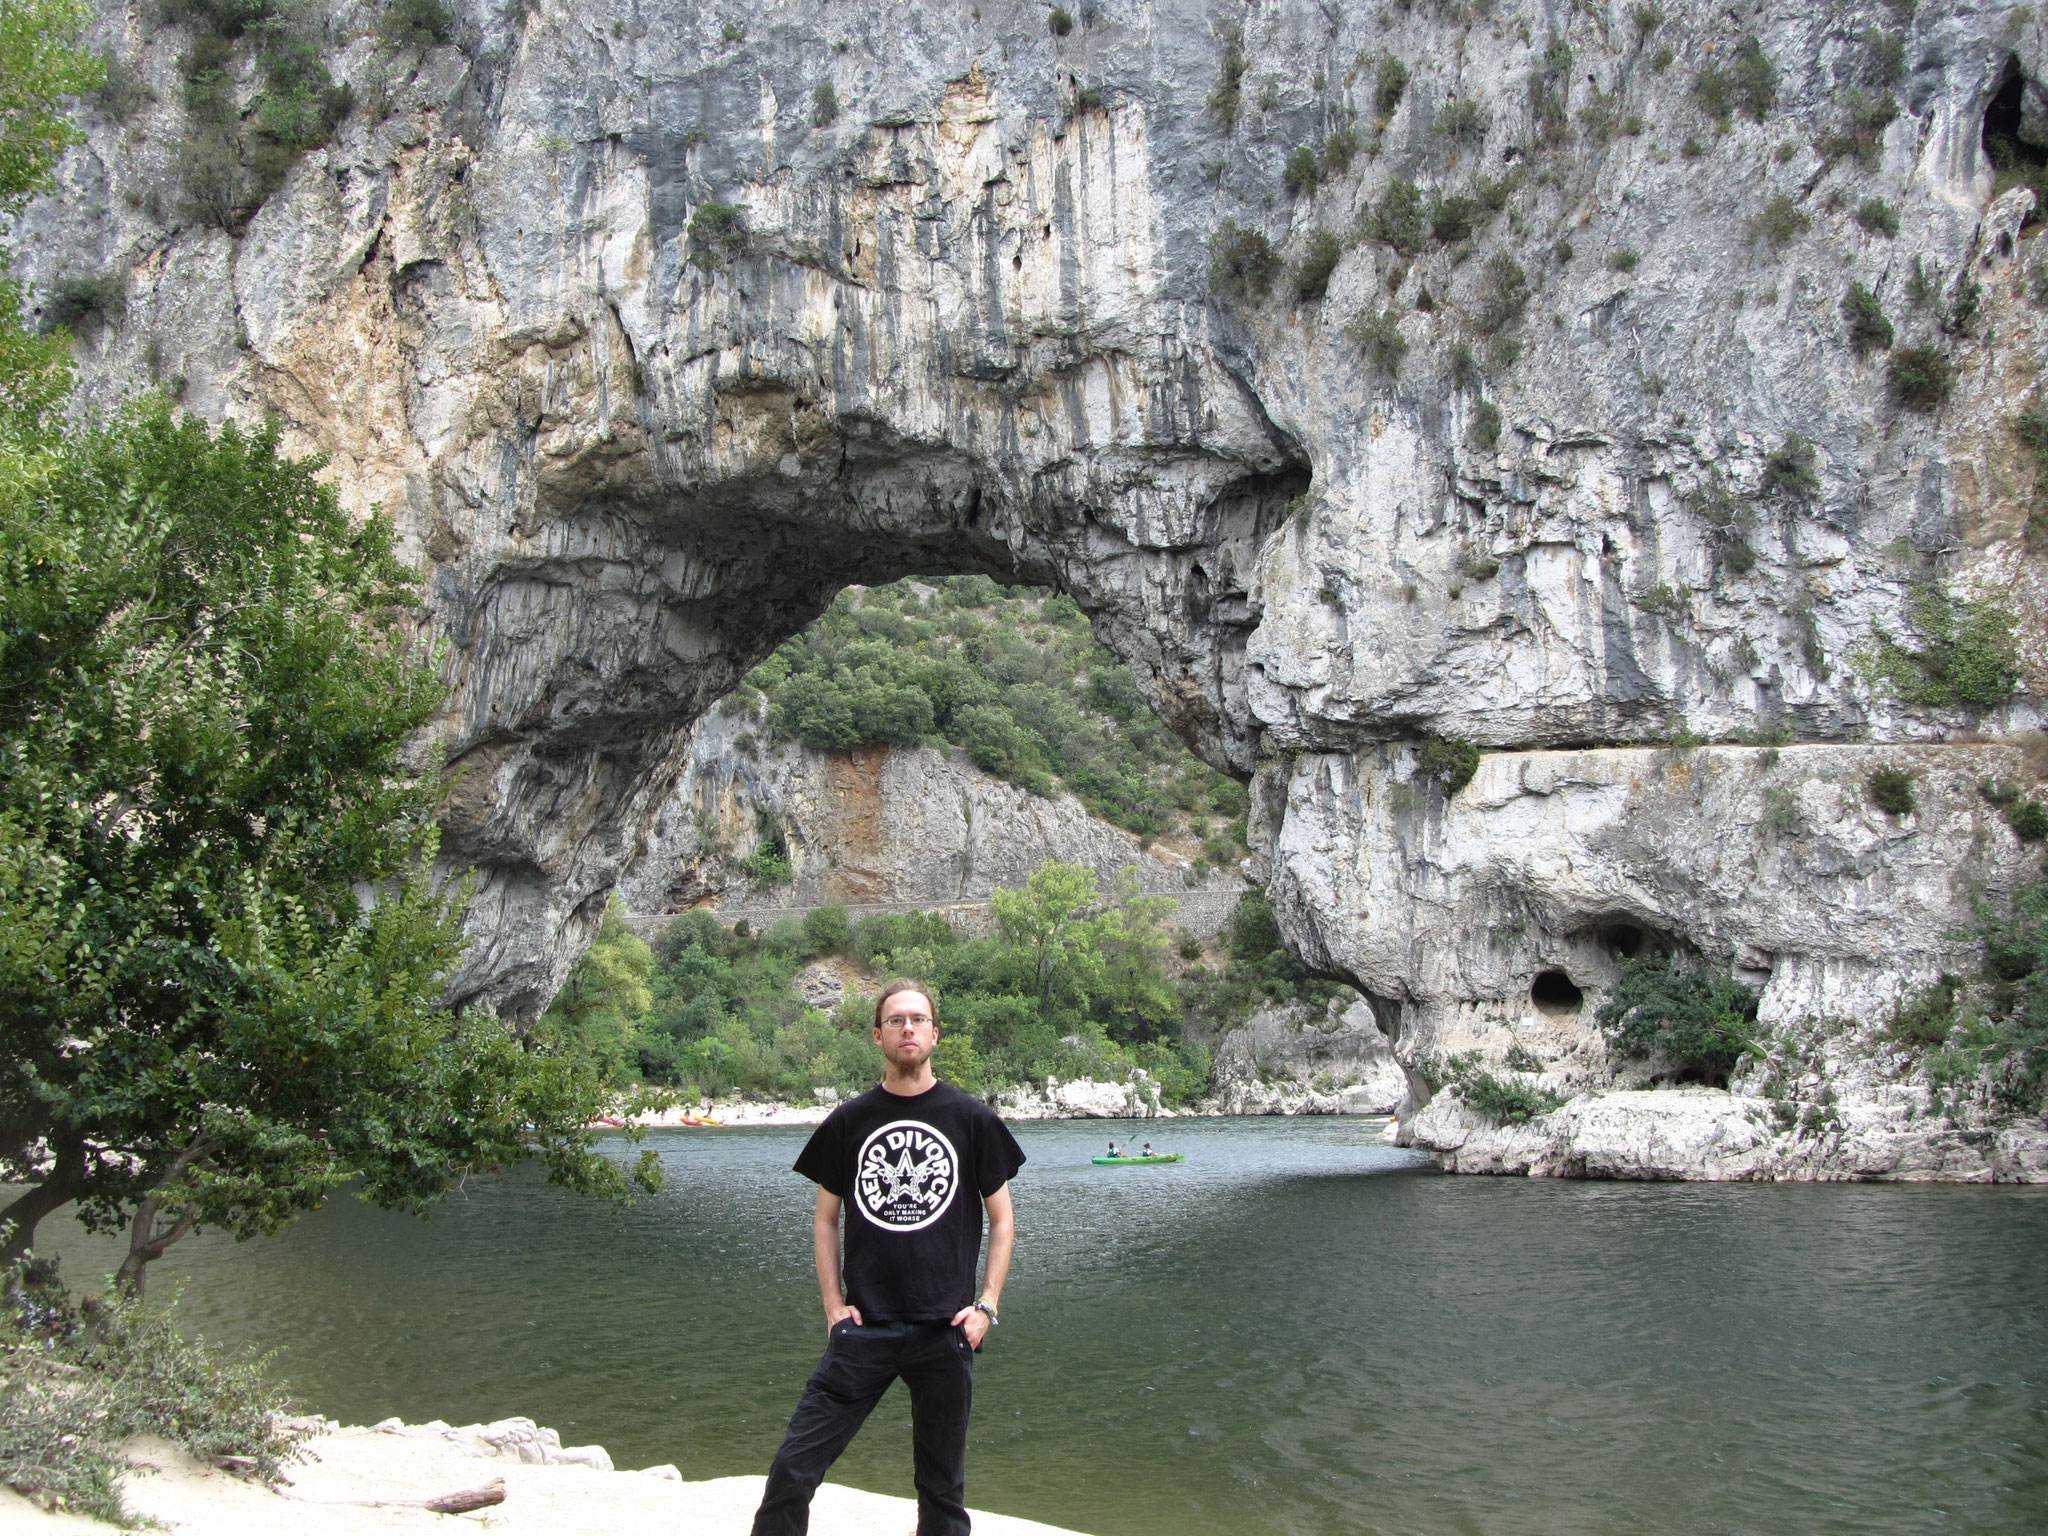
left=880, top=1014, right=933, bottom=1029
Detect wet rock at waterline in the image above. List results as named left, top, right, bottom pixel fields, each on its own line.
left=34, top=0, right=2048, bottom=1175
left=1412, top=1087, right=2048, bottom=1182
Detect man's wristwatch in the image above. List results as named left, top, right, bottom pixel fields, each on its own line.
left=972, top=1298, right=999, bottom=1328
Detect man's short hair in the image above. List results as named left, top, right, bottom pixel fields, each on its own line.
left=872, top=978, right=938, bottom=1030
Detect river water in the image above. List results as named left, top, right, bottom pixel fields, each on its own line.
left=30, top=1116, right=2048, bottom=1535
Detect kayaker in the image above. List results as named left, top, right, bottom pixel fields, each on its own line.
left=1107, top=1141, right=1119, bottom=1159
left=1142, top=1141, right=1154, bottom=1158
left=750, top=979, right=1025, bottom=1536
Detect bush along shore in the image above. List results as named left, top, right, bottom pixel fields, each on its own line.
left=549, top=867, right=1358, bottom=1115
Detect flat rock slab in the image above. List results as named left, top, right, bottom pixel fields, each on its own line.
left=1414, top=1088, right=2048, bottom=1182
left=4, top=1426, right=1091, bottom=1536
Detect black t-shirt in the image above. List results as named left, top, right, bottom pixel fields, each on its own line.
left=794, top=1080, right=1026, bottom=1322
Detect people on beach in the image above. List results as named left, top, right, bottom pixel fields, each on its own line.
left=751, top=979, right=1025, bottom=1536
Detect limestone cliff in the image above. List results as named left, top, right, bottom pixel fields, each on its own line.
left=32, top=0, right=2048, bottom=1175
left=613, top=698, right=1247, bottom=932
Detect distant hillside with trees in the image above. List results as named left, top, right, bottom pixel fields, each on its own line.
left=739, top=576, right=1249, bottom=867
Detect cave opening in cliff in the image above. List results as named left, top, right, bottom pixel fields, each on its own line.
left=1530, top=969, right=1583, bottom=1016
left=1600, top=923, right=1644, bottom=959
left=1984, top=62, right=2048, bottom=229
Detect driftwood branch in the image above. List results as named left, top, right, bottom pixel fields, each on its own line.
left=285, top=1478, right=507, bottom=1514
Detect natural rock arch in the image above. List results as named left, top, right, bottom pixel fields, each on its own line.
left=33, top=0, right=2048, bottom=1172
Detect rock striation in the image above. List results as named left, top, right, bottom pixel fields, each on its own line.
left=33, top=0, right=2048, bottom=1173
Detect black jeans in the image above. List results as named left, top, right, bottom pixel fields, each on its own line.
left=752, top=1318, right=976, bottom=1536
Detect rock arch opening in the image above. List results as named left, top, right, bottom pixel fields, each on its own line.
left=437, top=435, right=1310, bottom=1025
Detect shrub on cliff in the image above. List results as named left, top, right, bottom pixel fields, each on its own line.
left=1596, top=955, right=1761, bottom=1078
left=1866, top=765, right=1917, bottom=818
left=1435, top=96, right=1487, bottom=148
left=1210, top=220, right=1279, bottom=300
left=1923, top=876, right=2048, bottom=1114
left=1374, top=53, right=1409, bottom=119
left=1760, top=433, right=1819, bottom=498
left=1207, top=22, right=1245, bottom=127
left=1283, top=145, right=1319, bottom=197
left=1427, top=1052, right=1563, bottom=1124
left=1888, top=344, right=1952, bottom=411
left=1843, top=282, right=1893, bottom=356
left=1471, top=252, right=1530, bottom=335
left=1861, top=584, right=2019, bottom=713
left=1695, top=35, right=1775, bottom=125
left=1417, top=734, right=1481, bottom=795
left=1369, top=178, right=1427, bottom=255
left=1748, top=195, right=1809, bottom=250
left=1347, top=306, right=1407, bottom=375
left=1429, top=192, right=1479, bottom=246
left=164, top=0, right=353, bottom=226
left=688, top=200, right=747, bottom=270
left=1294, top=229, right=1342, bottom=301
left=1854, top=198, right=1900, bottom=237
left=379, top=0, right=452, bottom=49
left=39, top=269, right=124, bottom=333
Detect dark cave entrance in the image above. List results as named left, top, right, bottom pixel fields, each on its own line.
left=1984, top=63, right=2047, bottom=230
left=1530, top=969, right=1584, bottom=1016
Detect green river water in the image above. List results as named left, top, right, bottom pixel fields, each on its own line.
left=30, top=1116, right=2048, bottom=1535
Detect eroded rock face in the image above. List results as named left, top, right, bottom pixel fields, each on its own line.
left=1207, top=999, right=1409, bottom=1116
left=614, top=701, right=1243, bottom=922
left=32, top=0, right=2048, bottom=1165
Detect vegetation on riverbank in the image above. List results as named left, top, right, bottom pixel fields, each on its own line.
left=542, top=870, right=1352, bottom=1107
left=1, top=1255, right=304, bottom=1524
left=1911, top=870, right=2048, bottom=1116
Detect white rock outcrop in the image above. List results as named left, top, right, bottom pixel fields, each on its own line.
left=1413, top=1087, right=2048, bottom=1182
left=373, top=1415, right=617, bottom=1472
left=1208, top=998, right=1409, bottom=1115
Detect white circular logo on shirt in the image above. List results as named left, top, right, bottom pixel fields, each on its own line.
left=853, top=1120, right=960, bottom=1233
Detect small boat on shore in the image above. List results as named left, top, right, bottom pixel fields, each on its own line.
left=1091, top=1153, right=1183, bottom=1165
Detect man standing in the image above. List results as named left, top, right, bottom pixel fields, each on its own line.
left=752, top=979, right=1025, bottom=1536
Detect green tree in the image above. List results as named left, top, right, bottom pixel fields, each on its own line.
left=991, top=862, right=1105, bottom=1028
left=1090, top=868, right=1179, bottom=1044
left=1595, top=955, right=1761, bottom=1077
left=0, top=408, right=657, bottom=1293
left=534, top=900, right=655, bottom=1082
left=0, top=0, right=98, bottom=212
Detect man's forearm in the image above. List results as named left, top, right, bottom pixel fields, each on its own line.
left=815, top=1212, right=843, bottom=1312
left=981, top=1202, right=1014, bottom=1306
left=813, top=1190, right=856, bottom=1326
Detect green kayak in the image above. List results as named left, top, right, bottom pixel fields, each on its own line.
left=1091, top=1153, right=1183, bottom=1165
